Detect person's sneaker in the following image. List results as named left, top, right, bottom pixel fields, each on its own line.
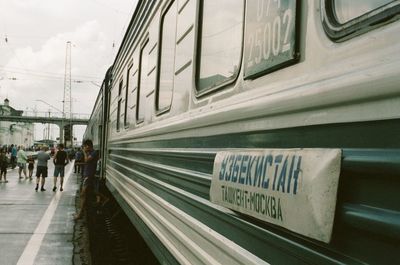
left=60, top=187, right=63, bottom=192
left=4, top=180, right=8, bottom=183
left=41, top=188, right=46, bottom=191
left=53, top=186, right=57, bottom=192
left=35, top=185, right=38, bottom=191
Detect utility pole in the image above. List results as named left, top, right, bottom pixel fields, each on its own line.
left=63, top=41, right=72, bottom=146
left=47, top=110, right=51, bottom=140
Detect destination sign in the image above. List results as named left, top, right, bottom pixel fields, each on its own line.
left=244, top=0, right=298, bottom=78
left=210, top=149, right=341, bottom=243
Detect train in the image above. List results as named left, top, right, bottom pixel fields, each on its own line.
left=84, top=1, right=400, bottom=264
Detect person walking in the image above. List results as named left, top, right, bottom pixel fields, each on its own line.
left=27, top=155, right=35, bottom=180
left=0, top=149, right=9, bottom=183
left=35, top=146, right=51, bottom=191
left=75, top=139, right=98, bottom=220
left=52, top=143, right=69, bottom=192
left=17, top=146, right=28, bottom=179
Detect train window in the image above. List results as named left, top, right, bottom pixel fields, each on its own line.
left=124, top=66, right=132, bottom=127
left=244, top=0, right=299, bottom=79
left=126, top=65, right=137, bottom=125
left=137, top=39, right=150, bottom=123
left=117, top=80, right=123, bottom=131
left=156, top=0, right=177, bottom=113
left=334, top=0, right=393, bottom=24
left=195, top=0, right=244, bottom=95
left=322, top=0, right=400, bottom=41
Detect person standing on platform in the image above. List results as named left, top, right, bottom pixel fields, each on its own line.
left=10, top=144, right=17, bottom=169
left=52, top=143, right=69, bottom=192
left=27, top=155, right=35, bottom=180
left=74, top=148, right=83, bottom=174
left=17, top=146, right=28, bottom=179
left=0, top=149, right=9, bottom=183
left=75, top=139, right=98, bottom=220
left=35, top=147, right=51, bottom=191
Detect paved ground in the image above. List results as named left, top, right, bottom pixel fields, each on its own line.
left=0, top=162, right=81, bottom=265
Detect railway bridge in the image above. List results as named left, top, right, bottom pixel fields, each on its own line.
left=0, top=111, right=89, bottom=143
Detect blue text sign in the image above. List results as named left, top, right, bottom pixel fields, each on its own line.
left=210, top=149, right=341, bottom=242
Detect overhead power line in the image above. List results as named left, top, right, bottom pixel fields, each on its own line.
left=0, top=66, right=103, bottom=81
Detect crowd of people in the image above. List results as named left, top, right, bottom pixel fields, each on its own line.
left=0, top=140, right=102, bottom=220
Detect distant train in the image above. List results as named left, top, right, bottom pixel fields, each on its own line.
left=84, top=1, right=400, bottom=264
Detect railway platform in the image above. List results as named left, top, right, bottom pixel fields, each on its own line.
left=0, top=162, right=84, bottom=265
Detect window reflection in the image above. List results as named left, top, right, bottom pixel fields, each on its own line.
left=196, top=0, right=244, bottom=93
left=157, top=1, right=177, bottom=112
left=334, top=0, right=393, bottom=24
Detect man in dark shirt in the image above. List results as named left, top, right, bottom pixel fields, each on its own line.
left=52, top=143, right=69, bottom=192
left=75, top=139, right=98, bottom=220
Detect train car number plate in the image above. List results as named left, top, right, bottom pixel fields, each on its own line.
left=244, top=0, right=298, bottom=78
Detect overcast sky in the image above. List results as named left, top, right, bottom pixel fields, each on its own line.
left=0, top=0, right=138, bottom=142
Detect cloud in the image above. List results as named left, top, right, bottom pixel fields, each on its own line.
left=0, top=0, right=137, bottom=142
left=3, top=20, right=110, bottom=113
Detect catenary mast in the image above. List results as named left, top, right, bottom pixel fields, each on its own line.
left=63, top=41, right=72, bottom=146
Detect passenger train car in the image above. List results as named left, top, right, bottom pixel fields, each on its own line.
left=84, top=1, right=400, bottom=264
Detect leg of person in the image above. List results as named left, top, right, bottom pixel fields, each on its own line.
left=60, top=177, right=64, bottom=191
left=59, top=166, right=65, bottom=191
left=75, top=186, right=87, bottom=219
left=35, top=167, right=40, bottom=191
left=11, top=157, right=15, bottom=169
left=35, top=176, right=40, bottom=191
left=41, top=176, right=46, bottom=191
left=53, top=166, right=59, bottom=191
left=75, top=176, right=92, bottom=220
left=41, top=166, right=48, bottom=191
left=23, top=165, right=27, bottom=178
left=18, top=165, right=22, bottom=178
left=1, top=169, right=6, bottom=182
left=53, top=176, right=57, bottom=191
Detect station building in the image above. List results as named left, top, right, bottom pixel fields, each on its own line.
left=0, top=98, right=34, bottom=148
